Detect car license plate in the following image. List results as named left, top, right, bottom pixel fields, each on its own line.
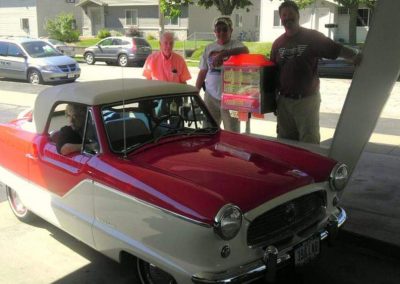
left=294, top=235, right=320, bottom=266
left=67, top=73, right=75, bottom=78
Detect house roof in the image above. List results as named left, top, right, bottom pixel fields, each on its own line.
left=33, top=79, right=197, bottom=133
left=77, top=0, right=158, bottom=7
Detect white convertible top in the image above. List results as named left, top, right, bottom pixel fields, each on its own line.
left=33, top=78, right=198, bottom=133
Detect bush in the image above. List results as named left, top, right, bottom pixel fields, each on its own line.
left=125, top=27, right=141, bottom=37
left=110, top=30, right=123, bottom=36
left=97, top=28, right=111, bottom=39
left=146, top=34, right=156, bottom=41
left=45, top=13, right=80, bottom=43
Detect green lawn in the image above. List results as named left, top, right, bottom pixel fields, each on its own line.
left=73, top=38, right=100, bottom=47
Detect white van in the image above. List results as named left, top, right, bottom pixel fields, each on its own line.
left=0, top=37, right=80, bottom=84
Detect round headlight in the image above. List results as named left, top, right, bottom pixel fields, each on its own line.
left=330, top=163, right=349, bottom=191
left=214, top=204, right=242, bottom=240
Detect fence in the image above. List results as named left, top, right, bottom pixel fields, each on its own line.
left=183, top=32, right=215, bottom=58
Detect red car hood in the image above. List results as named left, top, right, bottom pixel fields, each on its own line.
left=113, top=132, right=336, bottom=224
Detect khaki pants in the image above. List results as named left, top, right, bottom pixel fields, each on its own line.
left=204, top=92, right=240, bottom=132
left=277, top=93, right=321, bottom=144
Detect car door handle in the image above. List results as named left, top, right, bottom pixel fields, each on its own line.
left=25, top=153, right=38, bottom=160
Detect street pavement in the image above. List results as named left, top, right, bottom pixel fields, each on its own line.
left=0, top=65, right=400, bottom=251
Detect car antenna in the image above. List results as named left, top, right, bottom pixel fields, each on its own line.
left=121, top=67, right=128, bottom=159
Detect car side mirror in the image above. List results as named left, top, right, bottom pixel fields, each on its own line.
left=18, top=53, right=27, bottom=59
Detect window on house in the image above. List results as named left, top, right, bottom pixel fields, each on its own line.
left=235, top=14, right=243, bottom=28
left=357, top=8, right=370, bottom=26
left=125, top=9, right=138, bottom=26
left=273, top=10, right=282, bottom=27
left=255, top=15, right=260, bottom=28
left=166, top=17, right=179, bottom=26
left=21, top=18, right=29, bottom=31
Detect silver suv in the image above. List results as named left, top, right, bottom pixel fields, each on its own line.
left=84, top=36, right=152, bottom=67
left=0, top=37, right=80, bottom=84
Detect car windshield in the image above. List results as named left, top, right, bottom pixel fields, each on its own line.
left=102, top=94, right=218, bottom=153
left=22, top=41, right=61, bottom=58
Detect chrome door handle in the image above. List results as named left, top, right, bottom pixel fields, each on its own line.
left=25, top=153, right=38, bottom=160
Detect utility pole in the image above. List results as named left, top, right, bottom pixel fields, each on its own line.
left=159, top=0, right=165, bottom=39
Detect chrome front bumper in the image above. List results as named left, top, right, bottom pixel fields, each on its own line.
left=192, top=207, right=347, bottom=284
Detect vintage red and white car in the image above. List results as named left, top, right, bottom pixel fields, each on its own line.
left=0, top=79, right=348, bottom=283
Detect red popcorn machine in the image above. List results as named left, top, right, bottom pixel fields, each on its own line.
left=222, top=54, right=276, bottom=116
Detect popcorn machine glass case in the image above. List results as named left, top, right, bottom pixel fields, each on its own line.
left=222, top=54, right=276, bottom=114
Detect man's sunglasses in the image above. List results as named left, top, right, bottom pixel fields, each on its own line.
left=215, top=27, right=229, bottom=33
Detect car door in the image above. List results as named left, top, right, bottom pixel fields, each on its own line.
left=6, top=43, right=27, bottom=80
left=0, top=41, right=8, bottom=76
left=95, top=38, right=113, bottom=60
left=111, top=38, right=124, bottom=58
left=27, top=105, right=99, bottom=247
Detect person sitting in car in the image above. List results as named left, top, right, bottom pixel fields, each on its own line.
left=57, top=103, right=87, bottom=155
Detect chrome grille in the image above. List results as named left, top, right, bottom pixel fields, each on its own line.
left=247, top=191, right=326, bottom=247
left=58, top=64, right=77, bottom=72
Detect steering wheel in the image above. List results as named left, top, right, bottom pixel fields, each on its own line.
left=154, top=114, right=184, bottom=131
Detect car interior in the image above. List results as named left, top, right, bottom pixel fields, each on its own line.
left=102, top=94, right=215, bottom=153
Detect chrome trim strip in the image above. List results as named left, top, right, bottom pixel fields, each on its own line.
left=192, top=207, right=347, bottom=284
left=337, top=207, right=347, bottom=227
left=94, top=181, right=212, bottom=228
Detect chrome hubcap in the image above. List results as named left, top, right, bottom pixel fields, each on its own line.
left=30, top=72, right=39, bottom=84
left=86, top=54, right=93, bottom=64
left=119, top=56, right=127, bottom=66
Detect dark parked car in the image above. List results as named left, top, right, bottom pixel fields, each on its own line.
left=84, top=36, right=152, bottom=67
left=44, top=38, right=76, bottom=57
left=318, top=57, right=355, bottom=78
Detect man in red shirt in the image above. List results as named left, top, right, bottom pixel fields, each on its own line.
left=143, top=32, right=191, bottom=83
left=270, top=1, right=361, bottom=144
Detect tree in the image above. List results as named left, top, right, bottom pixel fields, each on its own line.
left=45, top=13, right=79, bottom=42
left=160, top=0, right=253, bottom=17
left=295, top=0, right=376, bottom=45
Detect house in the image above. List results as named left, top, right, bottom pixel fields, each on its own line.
left=77, top=0, right=261, bottom=41
left=260, top=0, right=371, bottom=43
left=0, top=0, right=83, bottom=38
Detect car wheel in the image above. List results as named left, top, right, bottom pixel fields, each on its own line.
left=85, top=52, right=96, bottom=65
left=137, top=259, right=176, bottom=284
left=28, top=69, right=43, bottom=85
left=6, top=186, right=36, bottom=223
left=118, top=54, right=129, bottom=67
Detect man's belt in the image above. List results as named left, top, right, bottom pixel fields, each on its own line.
left=280, top=92, right=314, bottom=99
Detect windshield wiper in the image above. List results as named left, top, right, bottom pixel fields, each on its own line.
left=122, top=131, right=182, bottom=153
left=186, top=127, right=219, bottom=135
